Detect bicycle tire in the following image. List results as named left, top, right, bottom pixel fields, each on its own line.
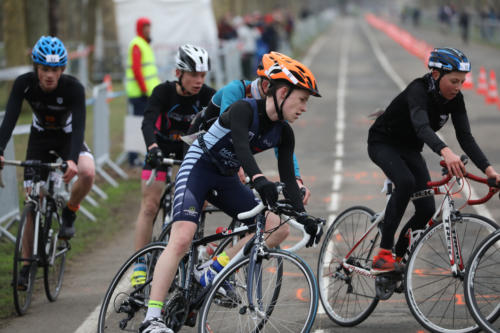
left=12, top=203, right=38, bottom=316
left=464, top=229, right=500, bottom=333
left=405, top=213, right=498, bottom=333
left=198, top=249, right=318, bottom=333
left=97, top=242, right=185, bottom=332
left=44, top=208, right=68, bottom=302
left=317, top=205, right=379, bottom=326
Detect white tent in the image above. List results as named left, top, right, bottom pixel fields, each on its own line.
left=114, top=0, right=220, bottom=82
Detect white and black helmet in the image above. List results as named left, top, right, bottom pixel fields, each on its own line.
left=175, top=44, right=211, bottom=72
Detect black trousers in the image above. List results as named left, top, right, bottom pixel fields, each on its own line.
left=368, top=142, right=435, bottom=254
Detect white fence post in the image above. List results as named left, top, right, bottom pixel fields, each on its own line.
left=92, top=83, right=128, bottom=187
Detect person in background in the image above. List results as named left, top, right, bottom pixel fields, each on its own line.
left=125, top=17, right=161, bottom=167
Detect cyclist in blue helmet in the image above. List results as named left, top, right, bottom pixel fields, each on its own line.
left=0, top=36, right=95, bottom=288
left=32, top=35, right=68, bottom=67
left=367, top=47, right=500, bottom=274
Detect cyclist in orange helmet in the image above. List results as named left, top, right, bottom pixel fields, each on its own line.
left=139, top=53, right=323, bottom=333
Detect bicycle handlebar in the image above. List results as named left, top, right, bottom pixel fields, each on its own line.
left=0, top=160, right=67, bottom=188
left=146, top=158, right=183, bottom=186
left=237, top=200, right=325, bottom=252
left=428, top=157, right=499, bottom=205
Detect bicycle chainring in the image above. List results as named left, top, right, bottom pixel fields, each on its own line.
left=164, top=293, right=188, bottom=332
left=375, top=272, right=403, bottom=300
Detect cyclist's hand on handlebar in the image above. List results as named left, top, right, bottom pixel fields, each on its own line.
left=296, top=178, right=311, bottom=205
left=62, top=160, right=78, bottom=183
left=0, top=155, right=4, bottom=169
left=298, top=215, right=324, bottom=248
left=485, top=166, right=500, bottom=187
left=145, top=146, right=163, bottom=168
left=253, top=176, right=278, bottom=207
left=441, top=147, right=466, bottom=178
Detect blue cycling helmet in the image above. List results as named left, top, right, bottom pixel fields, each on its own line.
left=428, top=47, right=470, bottom=73
left=32, top=36, right=68, bottom=67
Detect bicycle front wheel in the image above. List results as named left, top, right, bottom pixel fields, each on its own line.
left=198, top=249, right=318, bottom=333
left=44, top=209, right=68, bottom=301
left=317, top=205, right=379, bottom=326
left=405, top=213, right=498, bottom=333
left=97, top=242, right=184, bottom=332
left=464, top=229, right=500, bottom=333
left=13, top=203, right=38, bottom=316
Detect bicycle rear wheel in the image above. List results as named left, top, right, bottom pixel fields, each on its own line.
left=97, top=242, right=184, bottom=332
left=405, top=213, right=498, bottom=333
left=317, top=205, right=379, bottom=326
left=13, top=203, right=38, bottom=315
left=464, top=229, right=500, bottom=333
left=198, top=249, right=318, bottom=333
left=44, top=209, right=68, bottom=301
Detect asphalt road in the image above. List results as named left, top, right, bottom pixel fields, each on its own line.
left=1, top=13, right=499, bottom=333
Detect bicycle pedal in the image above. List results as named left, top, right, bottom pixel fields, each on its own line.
left=375, top=275, right=398, bottom=300
left=185, top=311, right=198, bottom=327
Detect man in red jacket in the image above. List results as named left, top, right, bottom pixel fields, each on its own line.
left=125, top=17, right=161, bottom=166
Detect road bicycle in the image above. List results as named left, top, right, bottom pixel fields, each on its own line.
left=98, top=185, right=323, bottom=332
left=464, top=227, right=500, bottom=333
left=144, top=157, right=182, bottom=243
left=1, top=159, right=71, bottom=315
left=317, top=157, right=499, bottom=333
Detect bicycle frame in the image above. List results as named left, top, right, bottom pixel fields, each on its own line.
left=340, top=170, right=496, bottom=279
left=209, top=201, right=314, bottom=316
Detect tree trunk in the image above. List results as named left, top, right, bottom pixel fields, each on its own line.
left=2, top=0, right=29, bottom=66
left=24, top=0, right=49, bottom=47
left=48, top=0, right=59, bottom=36
left=100, top=0, right=121, bottom=76
left=85, top=0, right=98, bottom=82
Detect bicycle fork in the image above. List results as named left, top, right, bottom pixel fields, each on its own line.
left=441, top=196, right=464, bottom=276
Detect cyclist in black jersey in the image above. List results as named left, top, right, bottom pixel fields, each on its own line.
left=367, top=47, right=500, bottom=274
left=138, top=55, right=323, bottom=333
left=0, top=36, right=95, bottom=287
left=130, top=45, right=215, bottom=288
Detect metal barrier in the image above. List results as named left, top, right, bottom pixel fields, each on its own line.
left=0, top=113, right=19, bottom=243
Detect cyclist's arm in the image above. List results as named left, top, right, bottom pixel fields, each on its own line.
left=141, top=85, right=162, bottom=149
left=131, top=44, right=147, bottom=95
left=277, top=124, right=305, bottom=212
left=68, top=83, right=86, bottom=163
left=0, top=76, right=25, bottom=156
left=274, top=148, right=301, bottom=178
left=451, top=102, right=490, bottom=172
left=228, top=101, right=261, bottom=178
left=407, top=86, right=447, bottom=155
left=219, top=80, right=248, bottom=114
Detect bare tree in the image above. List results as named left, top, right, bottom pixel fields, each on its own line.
left=2, top=0, right=29, bottom=66
left=101, top=0, right=121, bottom=76
left=25, top=0, right=49, bottom=47
left=48, top=0, right=59, bottom=36
left=85, top=0, right=98, bottom=81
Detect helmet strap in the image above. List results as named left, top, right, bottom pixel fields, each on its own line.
left=177, top=72, right=191, bottom=96
left=273, top=85, right=294, bottom=121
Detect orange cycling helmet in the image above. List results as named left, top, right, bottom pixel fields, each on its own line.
left=257, top=52, right=321, bottom=97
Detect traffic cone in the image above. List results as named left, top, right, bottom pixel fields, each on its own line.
left=103, top=74, right=113, bottom=102
left=485, top=70, right=499, bottom=104
left=462, top=72, right=474, bottom=90
left=476, top=67, right=488, bottom=95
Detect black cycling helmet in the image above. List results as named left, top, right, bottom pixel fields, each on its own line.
left=428, top=47, right=470, bottom=73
